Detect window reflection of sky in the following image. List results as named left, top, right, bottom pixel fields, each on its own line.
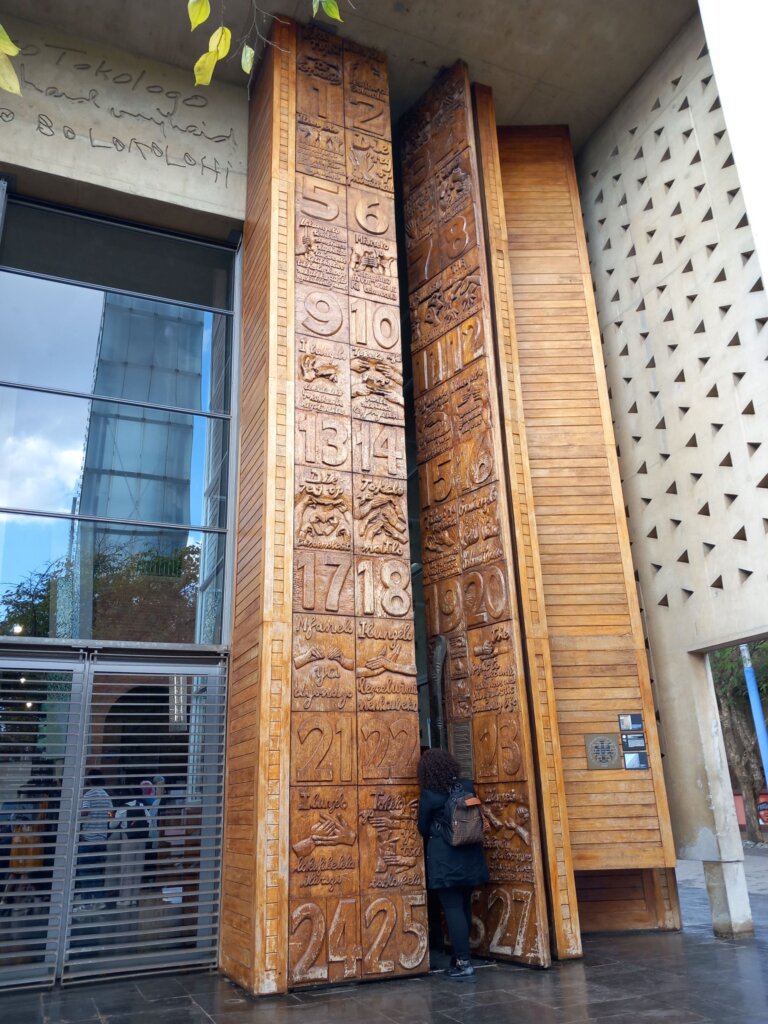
left=0, top=275, right=227, bottom=606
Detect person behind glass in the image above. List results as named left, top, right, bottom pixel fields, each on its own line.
left=74, top=769, right=113, bottom=912
left=417, top=748, right=489, bottom=981
left=111, top=786, right=150, bottom=906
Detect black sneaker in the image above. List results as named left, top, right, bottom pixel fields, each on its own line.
left=446, top=958, right=475, bottom=981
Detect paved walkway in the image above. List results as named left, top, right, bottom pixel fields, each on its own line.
left=3, top=850, right=768, bottom=1024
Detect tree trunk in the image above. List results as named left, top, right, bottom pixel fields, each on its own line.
left=718, top=696, right=764, bottom=844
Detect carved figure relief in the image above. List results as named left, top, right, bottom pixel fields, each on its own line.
left=295, top=469, right=353, bottom=551
left=459, top=483, right=503, bottom=569
left=349, top=232, right=399, bottom=306
left=415, top=382, right=453, bottom=464
left=420, top=502, right=461, bottom=586
left=467, top=622, right=517, bottom=714
left=350, top=348, right=404, bottom=424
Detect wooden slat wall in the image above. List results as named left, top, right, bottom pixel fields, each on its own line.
left=473, top=86, right=581, bottom=960
left=576, top=869, right=680, bottom=932
left=220, top=20, right=296, bottom=995
left=497, top=127, right=676, bottom=874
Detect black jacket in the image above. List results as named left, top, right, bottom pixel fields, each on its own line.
left=417, top=779, right=490, bottom=890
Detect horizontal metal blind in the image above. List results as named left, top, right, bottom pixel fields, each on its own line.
left=0, top=663, right=84, bottom=989
left=62, top=665, right=226, bottom=982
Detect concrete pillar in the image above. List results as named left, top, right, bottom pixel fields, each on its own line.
left=650, top=643, right=752, bottom=934
left=704, top=861, right=753, bottom=937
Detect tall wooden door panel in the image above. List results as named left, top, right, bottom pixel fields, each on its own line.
left=401, top=63, right=550, bottom=967
left=288, top=25, right=427, bottom=986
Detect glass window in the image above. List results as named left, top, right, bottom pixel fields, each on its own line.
left=0, top=202, right=234, bottom=648
left=0, top=274, right=232, bottom=414
left=0, top=514, right=224, bottom=645
left=0, top=202, right=234, bottom=311
left=0, top=387, right=228, bottom=529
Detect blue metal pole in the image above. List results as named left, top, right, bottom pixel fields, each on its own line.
left=740, top=644, right=768, bottom=788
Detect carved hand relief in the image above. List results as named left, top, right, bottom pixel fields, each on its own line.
left=297, top=284, right=349, bottom=343
left=289, top=896, right=363, bottom=984
left=296, top=411, right=352, bottom=472
left=358, top=787, right=424, bottom=890
left=458, top=483, right=503, bottom=570
left=356, top=624, right=418, bottom=714
left=295, top=468, right=353, bottom=552
left=414, top=382, right=453, bottom=464
left=476, top=786, right=536, bottom=892
left=294, top=549, right=355, bottom=616
left=350, top=347, right=404, bottom=425
left=361, top=892, right=428, bottom=976
left=290, top=788, right=359, bottom=898
left=355, top=556, right=412, bottom=619
left=358, top=712, right=419, bottom=782
left=346, top=130, right=394, bottom=193
left=353, top=476, right=408, bottom=558
left=352, top=421, right=406, bottom=479
left=292, top=613, right=355, bottom=712
left=296, top=336, right=350, bottom=416
left=467, top=622, right=517, bottom=715
left=349, top=298, right=400, bottom=354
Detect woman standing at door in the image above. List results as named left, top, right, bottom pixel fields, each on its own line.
left=417, top=748, right=489, bottom=982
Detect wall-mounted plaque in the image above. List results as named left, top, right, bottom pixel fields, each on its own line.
left=618, top=713, right=643, bottom=732
left=624, top=752, right=650, bottom=771
left=621, top=732, right=647, bottom=752
left=585, top=734, right=622, bottom=771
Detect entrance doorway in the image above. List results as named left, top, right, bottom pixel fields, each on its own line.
left=0, top=652, right=226, bottom=988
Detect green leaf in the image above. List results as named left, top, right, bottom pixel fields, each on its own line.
left=0, top=51, right=20, bottom=95
left=187, top=0, right=211, bottom=31
left=0, top=23, right=20, bottom=57
left=194, top=50, right=218, bottom=87
left=320, top=0, right=342, bottom=21
left=209, top=25, right=232, bottom=59
left=312, top=0, right=320, bottom=14
left=241, top=44, right=255, bottom=75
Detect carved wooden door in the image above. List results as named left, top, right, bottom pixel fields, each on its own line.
left=401, top=62, right=551, bottom=967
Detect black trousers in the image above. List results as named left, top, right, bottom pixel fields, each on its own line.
left=436, top=885, right=473, bottom=961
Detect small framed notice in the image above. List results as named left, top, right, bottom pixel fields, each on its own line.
left=623, top=751, right=649, bottom=770
left=621, top=732, right=647, bottom=752
left=618, top=713, right=643, bottom=732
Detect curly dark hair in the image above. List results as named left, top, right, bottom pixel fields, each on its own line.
left=417, top=748, right=460, bottom=794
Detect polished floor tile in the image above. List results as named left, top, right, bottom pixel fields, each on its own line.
left=0, top=884, right=766, bottom=1024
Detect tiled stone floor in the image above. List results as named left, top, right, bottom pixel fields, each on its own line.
left=2, top=861, right=768, bottom=1024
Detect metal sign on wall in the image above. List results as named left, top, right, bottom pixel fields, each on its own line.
left=401, top=62, right=551, bottom=967
left=287, top=26, right=428, bottom=986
